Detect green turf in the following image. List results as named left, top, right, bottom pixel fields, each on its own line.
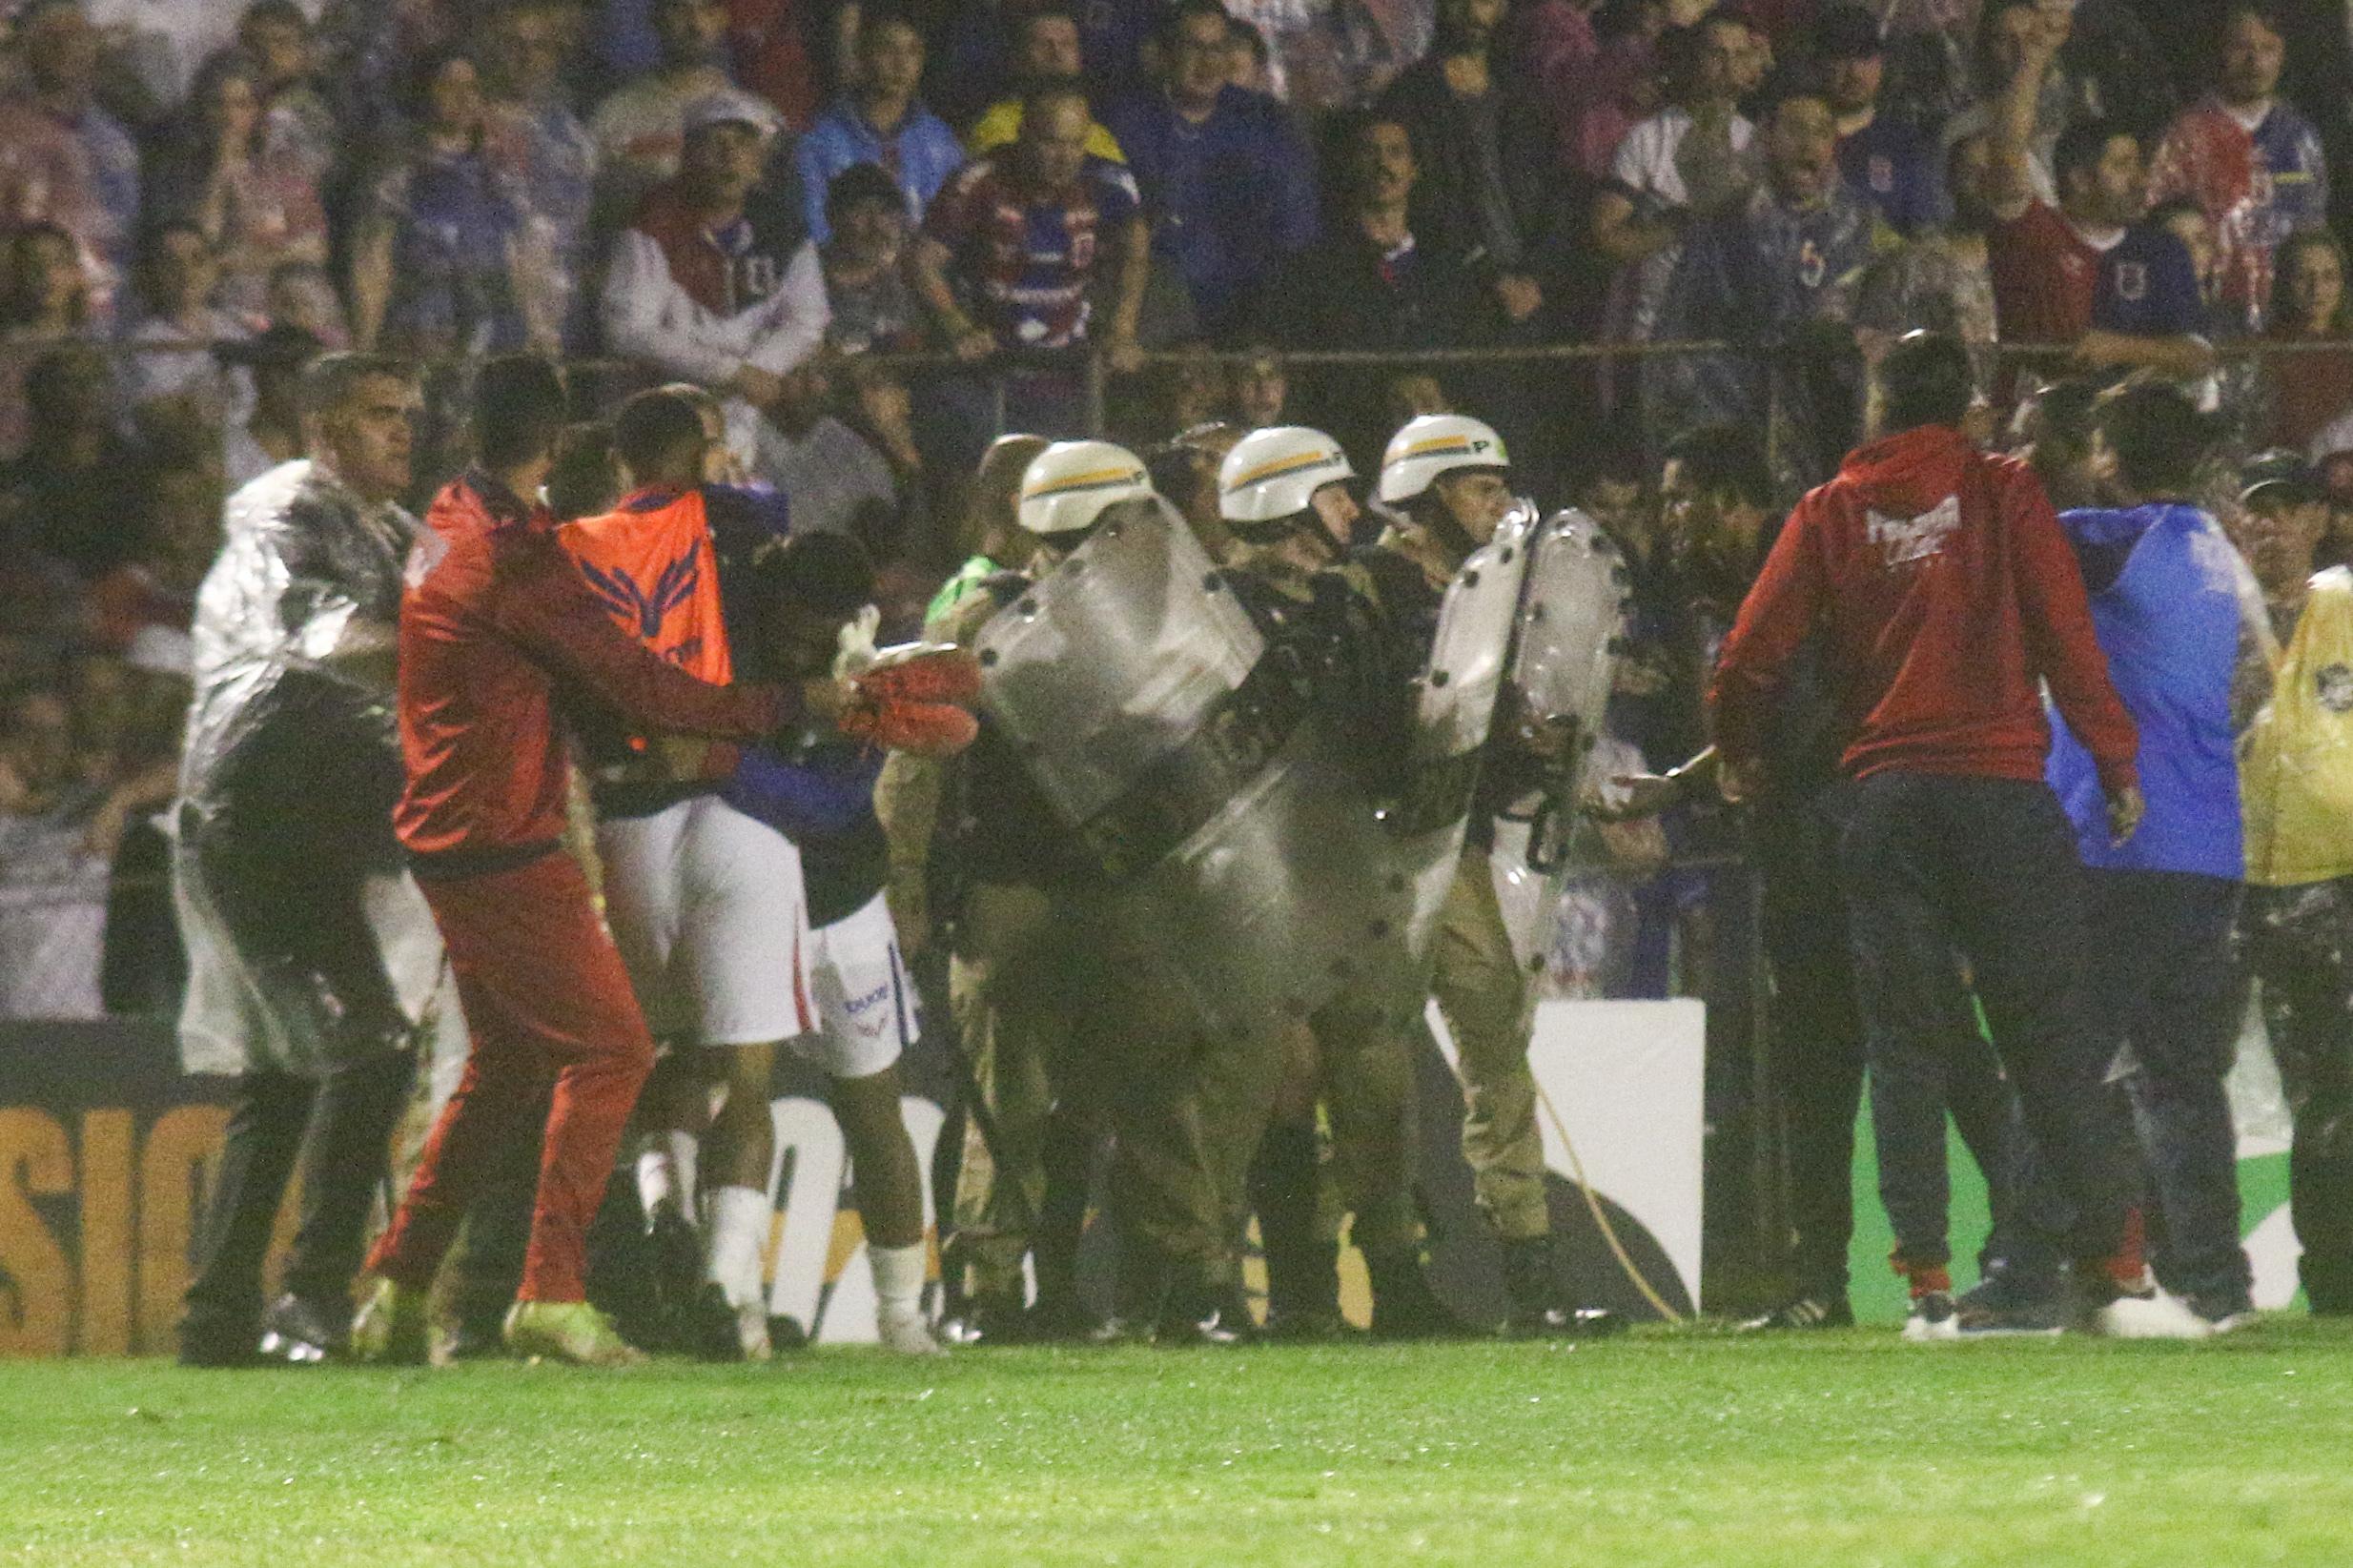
left=6, top=1325, right=2352, bottom=1567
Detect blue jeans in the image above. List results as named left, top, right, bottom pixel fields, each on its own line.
left=1833, top=773, right=2128, bottom=1291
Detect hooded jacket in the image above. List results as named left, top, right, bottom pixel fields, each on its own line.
left=1708, top=423, right=2138, bottom=791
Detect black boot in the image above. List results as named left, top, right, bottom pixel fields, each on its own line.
left=1154, top=1269, right=1249, bottom=1347
left=1253, top=1120, right=1344, bottom=1340
left=1364, top=1245, right=1478, bottom=1340
left=1501, top=1236, right=1627, bottom=1339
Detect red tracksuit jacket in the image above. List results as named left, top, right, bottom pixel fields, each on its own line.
left=1708, top=424, right=2138, bottom=792
left=394, top=471, right=788, bottom=872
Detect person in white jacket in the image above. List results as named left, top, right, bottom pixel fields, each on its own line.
left=601, top=89, right=828, bottom=466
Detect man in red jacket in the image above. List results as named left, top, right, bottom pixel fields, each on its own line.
left=351, top=356, right=813, bottom=1367
left=1710, top=331, right=2144, bottom=1337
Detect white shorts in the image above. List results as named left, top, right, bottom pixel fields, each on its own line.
left=595, top=795, right=814, bottom=1048
left=794, top=891, right=919, bottom=1080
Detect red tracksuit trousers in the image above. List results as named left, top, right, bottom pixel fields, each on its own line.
left=365, top=848, right=653, bottom=1303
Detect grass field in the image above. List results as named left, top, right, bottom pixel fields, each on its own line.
left=7, top=1323, right=2353, bottom=1568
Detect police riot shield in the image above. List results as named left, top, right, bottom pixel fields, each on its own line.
left=1380, top=501, right=1541, bottom=967
left=973, top=497, right=1540, bottom=1037
left=1486, top=507, right=1632, bottom=974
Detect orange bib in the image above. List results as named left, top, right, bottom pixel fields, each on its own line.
left=560, top=488, right=733, bottom=683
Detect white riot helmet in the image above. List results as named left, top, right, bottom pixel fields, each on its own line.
left=1016, top=439, right=1155, bottom=537
left=1217, top=425, right=1354, bottom=527
left=1376, top=414, right=1509, bottom=505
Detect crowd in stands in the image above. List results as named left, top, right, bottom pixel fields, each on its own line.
left=10, top=0, right=2353, bottom=1018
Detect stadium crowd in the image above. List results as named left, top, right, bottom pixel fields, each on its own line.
left=0, top=0, right=2351, bottom=1361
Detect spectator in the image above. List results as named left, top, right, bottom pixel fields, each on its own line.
left=0, top=344, right=145, bottom=581
left=1592, top=19, right=1758, bottom=354
left=794, top=10, right=964, bottom=245
left=2149, top=4, right=2329, bottom=336
left=911, top=82, right=1149, bottom=375
left=1557, top=0, right=1672, bottom=181
left=1647, top=83, right=1874, bottom=490
left=350, top=48, right=556, bottom=359
left=2263, top=231, right=2353, bottom=453
left=143, top=52, right=331, bottom=319
left=1251, top=112, right=1481, bottom=460
left=603, top=89, right=828, bottom=466
left=820, top=163, right=924, bottom=355
left=0, top=220, right=102, bottom=457
left=1813, top=4, right=1945, bottom=238
left=1856, top=130, right=1999, bottom=393
left=480, top=0, right=601, bottom=350
left=214, top=321, right=324, bottom=488
left=1378, top=0, right=1561, bottom=332
left=1506, top=0, right=1605, bottom=165
left=1234, top=348, right=1288, bottom=428
left=590, top=0, right=740, bottom=224
left=89, top=459, right=217, bottom=669
left=0, top=682, right=110, bottom=1021
left=235, top=0, right=340, bottom=188
left=748, top=363, right=899, bottom=543
left=1225, top=16, right=1273, bottom=95
left=1225, top=0, right=1424, bottom=111
left=1939, top=0, right=2066, bottom=211
left=1984, top=16, right=2215, bottom=385
left=1104, top=0, right=1321, bottom=338
left=719, top=0, right=823, bottom=132
left=965, top=6, right=1127, bottom=165
left=263, top=261, right=351, bottom=348
left=2009, top=376, right=2103, bottom=511
left=0, top=1, right=142, bottom=313
left=119, top=224, right=255, bottom=440
left=2152, top=195, right=2223, bottom=324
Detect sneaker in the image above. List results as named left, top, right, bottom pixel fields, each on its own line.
left=1738, top=1296, right=1853, bottom=1333
left=766, top=1314, right=811, bottom=1353
left=349, top=1277, right=430, bottom=1365
left=879, top=1307, right=947, bottom=1355
left=257, top=1293, right=346, bottom=1364
left=502, top=1300, right=647, bottom=1366
left=2187, top=1293, right=2258, bottom=1335
left=1954, top=1271, right=2068, bottom=1338
left=1901, top=1291, right=1960, bottom=1342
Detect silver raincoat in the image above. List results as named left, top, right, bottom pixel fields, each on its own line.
left=173, top=459, right=452, bottom=1077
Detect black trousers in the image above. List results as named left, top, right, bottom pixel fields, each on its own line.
left=2243, top=881, right=2353, bottom=1313
left=1833, top=773, right=2126, bottom=1288
left=182, top=1050, right=417, bottom=1341
left=2089, top=869, right=2251, bottom=1306
left=1757, top=794, right=2019, bottom=1294
left=177, top=786, right=418, bottom=1345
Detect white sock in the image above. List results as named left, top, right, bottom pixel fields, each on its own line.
left=665, top=1130, right=700, bottom=1212
left=635, top=1148, right=678, bottom=1220
left=870, top=1242, right=928, bottom=1319
left=705, top=1184, right=771, bottom=1310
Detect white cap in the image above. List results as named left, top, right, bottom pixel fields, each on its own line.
left=683, top=88, right=783, bottom=139
left=1376, top=414, right=1508, bottom=504
left=1016, top=439, right=1154, bottom=536
left=1217, top=425, right=1353, bottom=526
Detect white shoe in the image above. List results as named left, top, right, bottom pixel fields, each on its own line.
left=878, top=1308, right=946, bottom=1355
left=1901, top=1290, right=1960, bottom=1342
left=2094, top=1291, right=2213, bottom=1340
left=737, top=1303, right=774, bottom=1362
